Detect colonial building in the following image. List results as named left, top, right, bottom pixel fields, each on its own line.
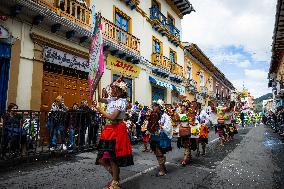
left=95, top=0, right=195, bottom=105
left=183, top=43, right=235, bottom=107
left=0, top=0, right=94, bottom=113
left=268, top=0, right=284, bottom=111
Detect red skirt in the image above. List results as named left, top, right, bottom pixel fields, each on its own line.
left=96, top=122, right=134, bottom=167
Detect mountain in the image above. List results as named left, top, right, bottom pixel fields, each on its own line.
left=254, top=93, right=273, bottom=104
left=253, top=93, right=272, bottom=112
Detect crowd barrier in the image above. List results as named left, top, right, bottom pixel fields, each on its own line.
left=0, top=110, right=104, bottom=160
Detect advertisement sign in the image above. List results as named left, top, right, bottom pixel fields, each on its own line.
left=107, top=55, right=140, bottom=78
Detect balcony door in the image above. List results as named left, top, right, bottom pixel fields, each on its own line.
left=115, top=9, right=130, bottom=46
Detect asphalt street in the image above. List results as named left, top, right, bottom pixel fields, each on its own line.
left=0, top=126, right=283, bottom=189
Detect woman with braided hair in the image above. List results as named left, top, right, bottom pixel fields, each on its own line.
left=95, top=76, right=133, bottom=189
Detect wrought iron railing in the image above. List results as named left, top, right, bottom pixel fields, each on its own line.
left=101, top=16, right=141, bottom=54
left=0, top=110, right=104, bottom=160
left=34, top=0, right=91, bottom=30
left=170, top=62, right=183, bottom=77
left=152, top=52, right=171, bottom=72
left=150, top=7, right=167, bottom=27
left=167, top=24, right=180, bottom=40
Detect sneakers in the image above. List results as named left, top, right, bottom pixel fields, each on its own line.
left=62, top=144, right=67, bottom=151
left=49, top=147, right=55, bottom=151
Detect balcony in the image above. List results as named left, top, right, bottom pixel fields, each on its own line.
left=151, top=53, right=183, bottom=82
left=102, top=17, right=141, bottom=55
left=33, top=0, right=91, bottom=30
left=186, top=79, right=198, bottom=93
left=170, top=63, right=183, bottom=77
left=120, top=0, right=140, bottom=10
left=200, top=86, right=209, bottom=97
left=149, top=7, right=168, bottom=36
left=152, top=52, right=171, bottom=72
left=149, top=7, right=181, bottom=46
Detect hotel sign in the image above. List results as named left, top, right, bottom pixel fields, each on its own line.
left=107, top=55, right=140, bottom=78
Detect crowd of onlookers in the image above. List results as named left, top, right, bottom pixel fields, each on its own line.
left=0, top=96, right=153, bottom=159
left=263, top=109, right=284, bottom=137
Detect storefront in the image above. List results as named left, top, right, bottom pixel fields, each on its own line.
left=41, top=46, right=90, bottom=110
left=149, top=76, right=186, bottom=104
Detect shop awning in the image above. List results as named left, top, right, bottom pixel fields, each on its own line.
left=149, top=76, right=185, bottom=95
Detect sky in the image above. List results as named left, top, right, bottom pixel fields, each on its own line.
left=181, top=0, right=277, bottom=98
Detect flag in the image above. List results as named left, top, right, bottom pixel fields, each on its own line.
left=89, top=12, right=105, bottom=98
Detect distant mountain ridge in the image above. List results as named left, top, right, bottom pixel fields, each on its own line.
left=254, top=93, right=272, bottom=104
left=253, top=93, right=272, bottom=112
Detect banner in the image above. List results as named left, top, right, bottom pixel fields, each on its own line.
left=88, top=12, right=104, bottom=98
left=107, top=55, right=140, bottom=78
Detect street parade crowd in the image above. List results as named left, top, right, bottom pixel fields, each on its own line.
left=0, top=76, right=269, bottom=189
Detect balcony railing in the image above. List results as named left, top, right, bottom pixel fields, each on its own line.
left=34, top=0, right=91, bottom=30
left=151, top=53, right=183, bottom=77
left=102, top=17, right=141, bottom=54
left=152, top=52, right=171, bottom=72
left=167, top=24, right=181, bottom=40
left=170, top=62, right=183, bottom=77
left=150, top=7, right=167, bottom=27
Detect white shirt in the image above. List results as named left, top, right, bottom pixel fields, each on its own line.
left=159, top=113, right=173, bottom=139
left=106, top=97, right=128, bottom=120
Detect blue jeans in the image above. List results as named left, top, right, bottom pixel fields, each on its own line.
left=51, top=123, right=65, bottom=146
left=69, top=128, right=75, bottom=148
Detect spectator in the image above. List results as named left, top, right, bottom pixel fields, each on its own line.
left=1, top=103, right=26, bottom=157
left=78, top=100, right=91, bottom=149
left=65, top=103, right=79, bottom=151
left=48, top=96, right=68, bottom=151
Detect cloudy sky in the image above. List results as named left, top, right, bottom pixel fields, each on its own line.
left=182, top=0, right=277, bottom=98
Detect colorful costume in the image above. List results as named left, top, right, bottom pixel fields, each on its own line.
left=96, top=97, right=134, bottom=167
left=177, top=113, right=191, bottom=165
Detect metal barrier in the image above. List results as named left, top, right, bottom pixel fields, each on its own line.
left=0, top=110, right=104, bottom=160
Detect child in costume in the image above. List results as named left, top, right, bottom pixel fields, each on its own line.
left=95, top=76, right=134, bottom=189
left=141, top=109, right=151, bottom=152
left=190, top=119, right=200, bottom=156
left=176, top=103, right=191, bottom=166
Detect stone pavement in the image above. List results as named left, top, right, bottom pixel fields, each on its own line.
left=0, top=126, right=283, bottom=189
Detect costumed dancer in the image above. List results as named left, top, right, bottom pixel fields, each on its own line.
left=216, top=106, right=226, bottom=146
left=188, top=101, right=200, bottom=156
left=148, top=100, right=172, bottom=177
left=141, top=109, right=151, bottom=152
left=199, top=109, right=210, bottom=156
left=95, top=76, right=134, bottom=189
left=176, top=103, right=191, bottom=166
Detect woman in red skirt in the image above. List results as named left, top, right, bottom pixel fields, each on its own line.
left=95, top=76, right=133, bottom=189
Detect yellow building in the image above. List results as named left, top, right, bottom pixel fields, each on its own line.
left=183, top=43, right=235, bottom=107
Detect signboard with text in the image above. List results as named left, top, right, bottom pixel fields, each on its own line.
left=106, top=55, right=140, bottom=78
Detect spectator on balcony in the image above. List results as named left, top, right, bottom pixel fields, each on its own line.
left=65, top=103, right=79, bottom=151
left=48, top=96, right=68, bottom=151
left=1, top=103, right=27, bottom=158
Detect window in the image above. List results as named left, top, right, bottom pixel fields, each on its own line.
left=115, top=12, right=129, bottom=32
left=209, top=78, right=213, bottom=91
left=200, top=72, right=205, bottom=87
left=169, top=49, right=177, bottom=63
left=167, top=14, right=175, bottom=26
left=153, top=37, right=163, bottom=54
left=113, top=74, right=133, bottom=102
left=216, top=83, right=219, bottom=95
left=187, top=66, right=192, bottom=79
